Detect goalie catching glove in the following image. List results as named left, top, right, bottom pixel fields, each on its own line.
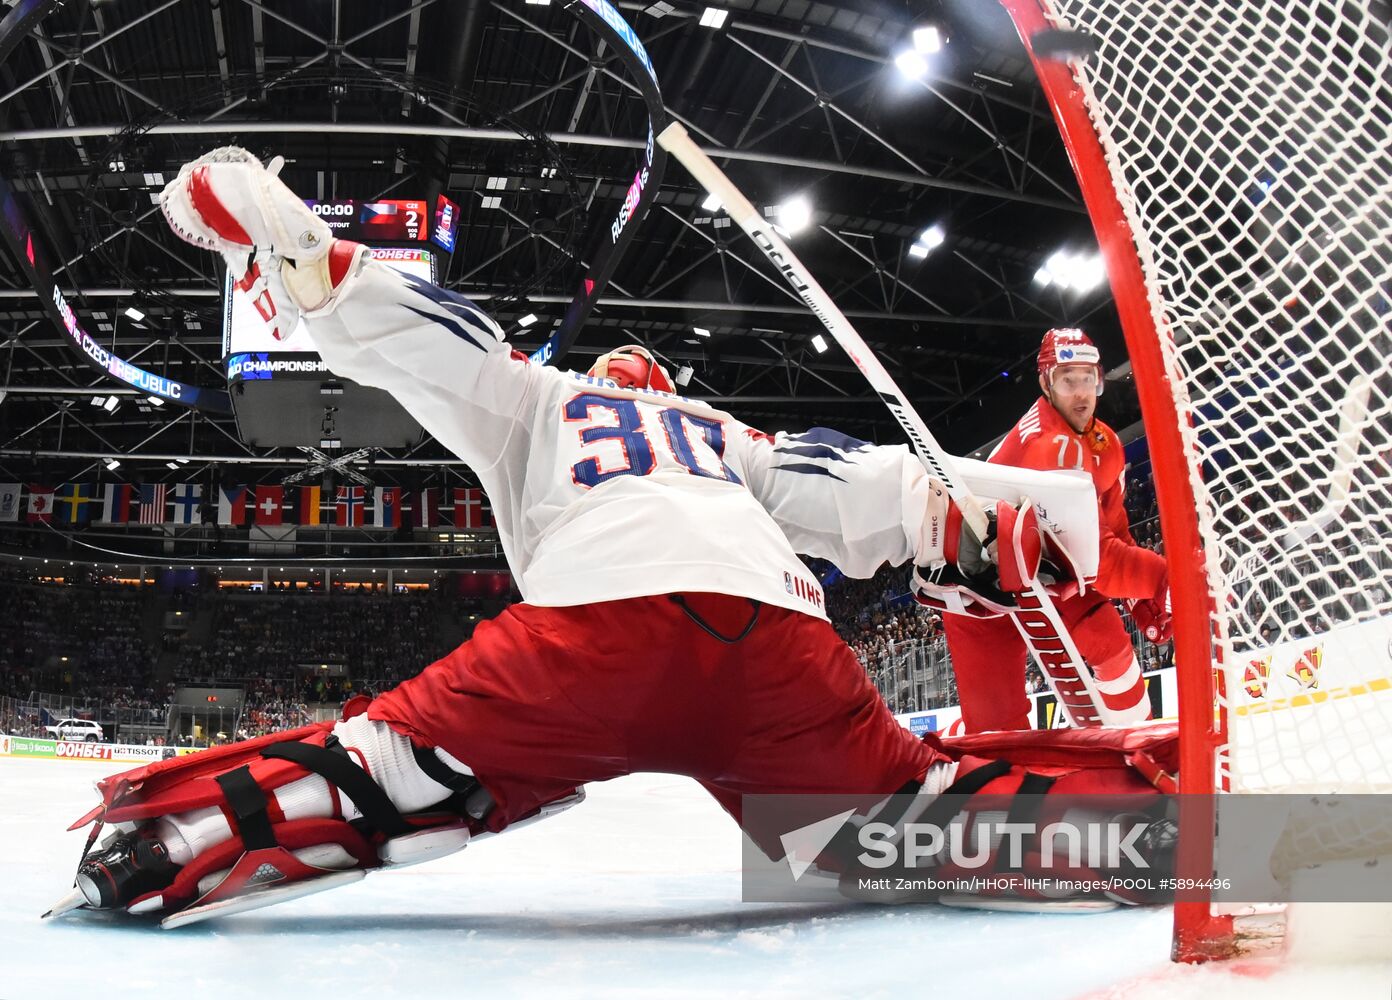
left=160, top=146, right=372, bottom=338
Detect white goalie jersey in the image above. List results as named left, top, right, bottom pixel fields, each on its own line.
left=301, top=261, right=1098, bottom=618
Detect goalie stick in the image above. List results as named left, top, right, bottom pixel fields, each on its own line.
left=654, top=120, right=1123, bottom=727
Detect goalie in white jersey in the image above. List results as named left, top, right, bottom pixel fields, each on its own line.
left=45, top=149, right=1180, bottom=927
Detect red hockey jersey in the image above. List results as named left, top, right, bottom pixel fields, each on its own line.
left=989, top=398, right=1165, bottom=599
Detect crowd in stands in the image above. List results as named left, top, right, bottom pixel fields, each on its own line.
left=0, top=450, right=1177, bottom=741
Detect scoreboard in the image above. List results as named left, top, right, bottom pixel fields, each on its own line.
left=304, top=199, right=428, bottom=242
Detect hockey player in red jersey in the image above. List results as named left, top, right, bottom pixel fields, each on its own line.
left=44, top=150, right=1177, bottom=927
left=942, top=328, right=1172, bottom=732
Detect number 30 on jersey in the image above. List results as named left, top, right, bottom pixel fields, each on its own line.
left=564, top=393, right=741, bottom=488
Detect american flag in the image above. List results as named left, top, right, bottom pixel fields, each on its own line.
left=137, top=484, right=167, bottom=525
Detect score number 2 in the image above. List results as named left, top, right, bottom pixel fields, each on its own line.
left=564, top=393, right=741, bottom=488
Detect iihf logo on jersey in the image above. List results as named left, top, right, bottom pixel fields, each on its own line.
left=783, top=571, right=824, bottom=609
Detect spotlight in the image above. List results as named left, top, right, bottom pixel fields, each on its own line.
left=692, top=326, right=711, bottom=338
left=518, top=313, right=538, bottom=327
left=103, top=396, right=120, bottom=413
left=700, top=192, right=722, bottom=213
left=698, top=6, right=727, bottom=28
left=105, top=459, right=121, bottom=471
left=776, top=196, right=812, bottom=236
left=124, top=306, right=146, bottom=323
left=895, top=50, right=929, bottom=80
left=913, top=26, right=944, bottom=54
left=811, top=334, right=828, bottom=353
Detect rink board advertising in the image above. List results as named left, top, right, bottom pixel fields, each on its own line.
left=223, top=245, right=437, bottom=372
left=740, top=792, right=1392, bottom=905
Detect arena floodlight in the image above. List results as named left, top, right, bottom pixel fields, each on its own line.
left=103, top=396, right=120, bottom=413
left=919, top=225, right=945, bottom=249
left=776, top=196, right=812, bottom=236
left=811, top=334, right=828, bottom=353
left=518, top=313, right=538, bottom=327
left=105, top=459, right=121, bottom=471
left=124, top=306, right=146, bottom=323
left=700, top=192, right=722, bottom=213
left=894, top=50, right=929, bottom=80
left=692, top=326, right=711, bottom=338
left=907, top=242, right=930, bottom=260
left=698, top=7, right=727, bottom=29
left=913, top=26, right=944, bottom=54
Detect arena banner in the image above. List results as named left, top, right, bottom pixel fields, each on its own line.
left=896, top=666, right=1177, bottom=735
left=0, top=735, right=184, bottom=761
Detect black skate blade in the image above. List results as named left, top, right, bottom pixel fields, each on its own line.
left=161, top=870, right=364, bottom=929
left=42, top=887, right=90, bottom=920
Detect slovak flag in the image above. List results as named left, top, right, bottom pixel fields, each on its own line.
left=253, top=485, right=284, bottom=526
left=335, top=486, right=365, bottom=527
left=373, top=487, right=401, bottom=528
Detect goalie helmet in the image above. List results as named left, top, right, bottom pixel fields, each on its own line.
left=1038, top=327, right=1104, bottom=396
left=588, top=345, right=675, bottom=393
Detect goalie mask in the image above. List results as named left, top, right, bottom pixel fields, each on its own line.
left=1037, top=327, right=1104, bottom=397
left=588, top=345, right=675, bottom=394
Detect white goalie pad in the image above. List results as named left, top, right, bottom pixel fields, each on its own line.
left=952, top=457, right=1100, bottom=584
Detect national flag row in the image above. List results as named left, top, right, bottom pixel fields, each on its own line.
left=0, top=483, right=495, bottom=529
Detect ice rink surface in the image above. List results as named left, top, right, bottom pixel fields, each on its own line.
left=2, top=756, right=1388, bottom=1000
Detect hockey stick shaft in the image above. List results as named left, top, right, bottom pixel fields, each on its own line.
left=654, top=122, right=991, bottom=542
left=657, top=121, right=1123, bottom=726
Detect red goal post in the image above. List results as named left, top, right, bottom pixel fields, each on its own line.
left=996, top=0, right=1392, bottom=961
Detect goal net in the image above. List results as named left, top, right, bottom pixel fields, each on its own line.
left=996, top=0, right=1392, bottom=960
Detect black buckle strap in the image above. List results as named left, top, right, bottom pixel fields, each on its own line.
left=216, top=766, right=278, bottom=851
left=261, top=739, right=413, bottom=839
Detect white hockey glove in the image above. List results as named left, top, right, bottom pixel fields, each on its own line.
left=160, top=146, right=369, bottom=329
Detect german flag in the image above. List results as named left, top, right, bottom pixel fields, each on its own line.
left=297, top=486, right=322, bottom=526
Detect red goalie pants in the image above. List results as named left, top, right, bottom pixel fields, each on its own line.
left=943, top=589, right=1147, bottom=732
left=369, top=593, right=940, bottom=837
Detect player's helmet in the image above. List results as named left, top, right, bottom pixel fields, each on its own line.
left=1037, top=327, right=1104, bottom=396
left=588, top=345, right=675, bottom=393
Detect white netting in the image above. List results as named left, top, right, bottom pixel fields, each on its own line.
left=1039, top=0, right=1392, bottom=793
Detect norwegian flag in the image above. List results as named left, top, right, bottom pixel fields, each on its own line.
left=335, top=486, right=365, bottom=527
left=410, top=488, right=441, bottom=528
left=373, top=487, right=402, bottom=528
left=137, top=484, right=167, bottom=525
left=452, top=487, right=494, bottom=529
left=253, top=485, right=284, bottom=526
left=26, top=485, right=54, bottom=523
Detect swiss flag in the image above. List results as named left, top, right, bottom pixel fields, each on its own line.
left=452, top=488, right=494, bottom=529
left=253, top=485, right=284, bottom=526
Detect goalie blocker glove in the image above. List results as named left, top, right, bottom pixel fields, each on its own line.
left=910, top=483, right=1067, bottom=618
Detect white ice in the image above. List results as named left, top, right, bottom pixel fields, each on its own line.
left=2, top=757, right=1388, bottom=999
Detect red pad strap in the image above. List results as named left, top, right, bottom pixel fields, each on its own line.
left=76, top=722, right=338, bottom=829
left=943, top=499, right=964, bottom=566
left=327, top=240, right=363, bottom=287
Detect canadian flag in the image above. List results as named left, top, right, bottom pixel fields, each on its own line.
left=26, top=485, right=54, bottom=523
left=253, top=485, right=284, bottom=526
